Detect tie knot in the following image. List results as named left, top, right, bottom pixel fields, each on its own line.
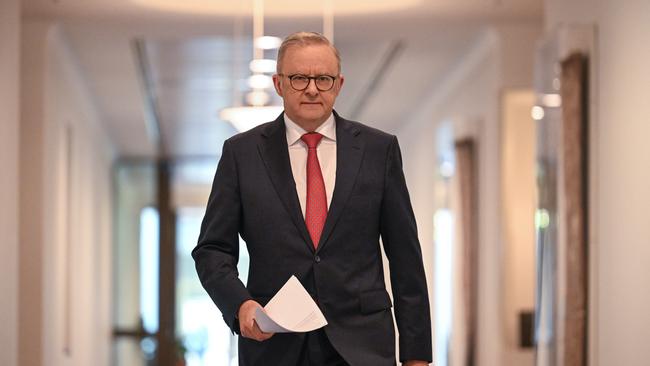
left=301, top=132, right=323, bottom=149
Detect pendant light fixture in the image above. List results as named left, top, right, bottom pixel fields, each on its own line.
left=220, top=0, right=282, bottom=132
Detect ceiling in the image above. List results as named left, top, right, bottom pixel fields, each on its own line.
left=22, top=0, right=542, bottom=159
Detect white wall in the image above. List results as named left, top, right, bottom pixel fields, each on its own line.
left=20, top=20, right=116, bottom=366
left=0, top=0, right=20, bottom=365
left=500, top=90, right=536, bottom=366
left=544, top=1, right=650, bottom=365
left=395, top=22, right=541, bottom=366
left=397, top=28, right=501, bottom=366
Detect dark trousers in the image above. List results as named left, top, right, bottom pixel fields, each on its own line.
left=297, top=329, right=349, bottom=366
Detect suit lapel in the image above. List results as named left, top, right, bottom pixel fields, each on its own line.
left=316, top=113, right=364, bottom=252
left=258, top=115, right=315, bottom=252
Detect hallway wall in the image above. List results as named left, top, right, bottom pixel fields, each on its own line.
left=0, top=0, right=20, bottom=365
left=544, top=1, right=650, bottom=365
left=395, top=22, right=541, bottom=366
left=19, top=20, right=116, bottom=366
left=397, top=28, right=499, bottom=366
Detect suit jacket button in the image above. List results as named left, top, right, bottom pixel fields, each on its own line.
left=315, top=255, right=321, bottom=263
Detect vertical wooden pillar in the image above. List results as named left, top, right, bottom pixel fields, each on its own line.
left=157, top=160, right=177, bottom=366
left=560, top=53, right=589, bottom=366
left=455, top=139, right=479, bottom=366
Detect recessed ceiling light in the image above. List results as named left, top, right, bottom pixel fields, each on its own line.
left=531, top=106, right=545, bottom=120
left=247, top=74, right=273, bottom=89
left=245, top=90, right=271, bottom=106
left=255, top=36, right=282, bottom=50
left=249, top=59, right=277, bottom=74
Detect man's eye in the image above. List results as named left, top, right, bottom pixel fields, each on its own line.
left=293, top=75, right=308, bottom=82
left=317, top=76, right=330, bottom=82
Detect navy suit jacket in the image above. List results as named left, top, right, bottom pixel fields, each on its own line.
left=193, top=111, right=432, bottom=365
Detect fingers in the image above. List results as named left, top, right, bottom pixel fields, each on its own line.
left=252, top=320, right=274, bottom=341
left=241, top=319, right=274, bottom=341
left=238, top=300, right=274, bottom=341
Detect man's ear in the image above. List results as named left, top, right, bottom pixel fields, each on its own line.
left=272, top=74, right=283, bottom=97
left=337, top=74, right=345, bottom=91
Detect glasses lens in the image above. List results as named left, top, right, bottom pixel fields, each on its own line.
left=290, top=75, right=309, bottom=90
left=315, top=76, right=334, bottom=91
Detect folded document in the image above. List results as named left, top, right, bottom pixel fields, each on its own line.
left=254, top=275, right=328, bottom=333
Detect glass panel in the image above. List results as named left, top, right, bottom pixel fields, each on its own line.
left=434, top=209, right=454, bottom=366
left=112, top=338, right=148, bottom=366
left=175, top=206, right=250, bottom=366
left=113, top=162, right=158, bottom=366
left=533, top=32, right=562, bottom=366
left=140, top=206, right=160, bottom=335
left=432, top=123, right=455, bottom=366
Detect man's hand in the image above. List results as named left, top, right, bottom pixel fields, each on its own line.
left=238, top=300, right=274, bottom=341
left=403, top=361, right=429, bottom=366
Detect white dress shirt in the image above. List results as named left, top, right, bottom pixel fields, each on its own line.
left=284, top=113, right=337, bottom=218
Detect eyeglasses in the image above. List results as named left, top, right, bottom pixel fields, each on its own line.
left=279, top=74, right=338, bottom=92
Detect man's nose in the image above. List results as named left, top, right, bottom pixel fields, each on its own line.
left=304, top=78, right=319, bottom=95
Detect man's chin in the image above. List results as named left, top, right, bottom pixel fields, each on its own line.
left=290, top=111, right=331, bottom=128
left=297, top=109, right=327, bottom=120
left=299, top=103, right=324, bottom=111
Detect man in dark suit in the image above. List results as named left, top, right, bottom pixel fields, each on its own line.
left=193, top=32, right=432, bottom=366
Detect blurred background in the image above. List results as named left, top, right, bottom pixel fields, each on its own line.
left=1, top=0, right=649, bottom=365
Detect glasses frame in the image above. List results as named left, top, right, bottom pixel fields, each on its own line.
left=278, top=73, right=338, bottom=92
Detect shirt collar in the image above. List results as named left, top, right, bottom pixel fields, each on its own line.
left=285, top=112, right=337, bottom=146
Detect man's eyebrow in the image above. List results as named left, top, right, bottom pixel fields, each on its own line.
left=289, top=73, right=335, bottom=76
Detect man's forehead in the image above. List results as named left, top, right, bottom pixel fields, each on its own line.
left=282, top=45, right=339, bottom=72
left=285, top=44, right=335, bottom=58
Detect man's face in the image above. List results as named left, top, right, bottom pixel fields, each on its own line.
left=273, top=44, right=344, bottom=129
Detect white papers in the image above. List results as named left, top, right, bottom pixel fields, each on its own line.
left=254, top=275, right=328, bottom=333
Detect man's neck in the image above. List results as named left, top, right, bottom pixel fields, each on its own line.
left=285, top=115, right=329, bottom=133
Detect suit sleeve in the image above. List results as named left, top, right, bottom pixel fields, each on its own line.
left=192, top=139, right=252, bottom=334
left=380, top=136, right=433, bottom=362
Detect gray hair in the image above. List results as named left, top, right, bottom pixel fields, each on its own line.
left=276, top=32, right=341, bottom=74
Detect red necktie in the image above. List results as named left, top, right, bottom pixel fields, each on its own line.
left=301, top=132, right=327, bottom=248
